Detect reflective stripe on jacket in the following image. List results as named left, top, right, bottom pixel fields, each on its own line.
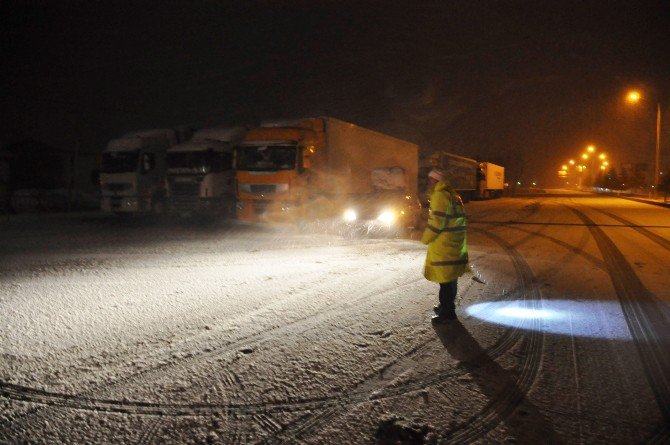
left=421, top=180, right=469, bottom=283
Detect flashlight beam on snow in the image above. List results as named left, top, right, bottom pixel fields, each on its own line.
left=466, top=300, right=634, bottom=340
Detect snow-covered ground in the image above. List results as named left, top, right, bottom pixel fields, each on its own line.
left=1, top=194, right=669, bottom=444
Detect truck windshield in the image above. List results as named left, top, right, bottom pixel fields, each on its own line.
left=236, top=145, right=296, bottom=171
left=167, top=150, right=232, bottom=173
left=101, top=150, right=139, bottom=173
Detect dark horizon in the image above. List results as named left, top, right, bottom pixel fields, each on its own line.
left=3, top=0, right=670, bottom=185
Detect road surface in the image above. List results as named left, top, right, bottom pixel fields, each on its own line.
left=1, top=191, right=669, bottom=444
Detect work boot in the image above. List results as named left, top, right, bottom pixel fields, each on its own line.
left=431, top=314, right=455, bottom=325
left=432, top=306, right=457, bottom=323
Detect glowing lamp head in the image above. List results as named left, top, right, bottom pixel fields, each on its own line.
left=343, top=209, right=357, bottom=222
left=626, top=90, right=641, bottom=103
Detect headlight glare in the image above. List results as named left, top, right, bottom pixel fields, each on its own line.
left=377, top=210, right=395, bottom=224
left=343, top=209, right=357, bottom=222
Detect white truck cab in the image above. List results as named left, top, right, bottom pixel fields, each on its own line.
left=100, top=129, right=179, bottom=214
left=166, top=126, right=246, bottom=217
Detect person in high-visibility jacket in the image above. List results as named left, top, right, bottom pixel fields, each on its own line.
left=422, top=169, right=469, bottom=322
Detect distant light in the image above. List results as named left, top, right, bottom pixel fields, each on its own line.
left=569, top=159, right=575, bottom=165
left=561, top=165, right=568, bottom=170
left=599, top=153, right=606, bottom=160
left=626, top=90, right=641, bottom=103
left=600, top=165, right=606, bottom=170
left=603, top=161, right=609, bottom=166
left=532, top=182, right=537, bottom=186
left=587, top=145, right=595, bottom=153
left=582, top=154, right=589, bottom=160
left=517, top=181, right=521, bottom=185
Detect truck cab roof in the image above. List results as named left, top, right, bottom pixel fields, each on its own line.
left=192, top=126, right=247, bottom=143
left=167, top=140, right=231, bottom=153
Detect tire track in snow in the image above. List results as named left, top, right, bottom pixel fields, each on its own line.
left=591, top=207, right=670, bottom=252
left=261, top=201, right=551, bottom=442
left=0, top=258, right=426, bottom=419
left=136, top=416, right=164, bottom=445
left=1, top=255, right=380, bottom=437
left=0, top=202, right=544, bottom=442
left=262, top=225, right=546, bottom=444
left=569, top=206, right=670, bottom=439
left=440, top=228, right=545, bottom=444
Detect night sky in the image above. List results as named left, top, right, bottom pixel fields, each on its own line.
left=3, top=0, right=670, bottom=185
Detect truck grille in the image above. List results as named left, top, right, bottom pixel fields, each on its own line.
left=170, top=180, right=200, bottom=211
left=250, top=184, right=276, bottom=194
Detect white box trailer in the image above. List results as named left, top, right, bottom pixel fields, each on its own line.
left=479, top=162, right=505, bottom=198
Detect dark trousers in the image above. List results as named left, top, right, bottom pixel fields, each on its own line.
left=438, top=280, right=458, bottom=311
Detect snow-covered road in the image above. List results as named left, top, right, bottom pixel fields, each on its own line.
left=1, top=192, right=669, bottom=444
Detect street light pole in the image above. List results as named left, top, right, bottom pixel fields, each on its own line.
left=626, top=90, right=663, bottom=195
left=655, top=102, right=661, bottom=192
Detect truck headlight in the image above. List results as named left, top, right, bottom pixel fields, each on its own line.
left=377, top=210, right=395, bottom=224
left=343, top=209, right=357, bottom=222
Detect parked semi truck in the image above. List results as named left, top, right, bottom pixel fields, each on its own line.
left=100, top=128, right=189, bottom=214
left=425, top=151, right=478, bottom=202
left=166, top=127, right=246, bottom=217
left=234, top=117, right=421, bottom=231
left=424, top=152, right=505, bottom=202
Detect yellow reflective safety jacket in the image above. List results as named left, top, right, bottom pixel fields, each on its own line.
left=421, top=180, right=469, bottom=283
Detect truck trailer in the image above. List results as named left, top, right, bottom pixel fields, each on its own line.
left=234, top=117, right=421, bottom=232
left=425, top=152, right=505, bottom=201
left=426, top=151, right=479, bottom=202
left=100, top=128, right=190, bottom=214
left=166, top=126, right=246, bottom=217
left=478, top=162, right=505, bottom=198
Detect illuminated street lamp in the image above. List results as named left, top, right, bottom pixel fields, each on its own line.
left=581, top=153, right=589, bottom=160
left=569, top=159, right=575, bottom=165
left=625, top=89, right=662, bottom=193
left=626, top=90, right=641, bottom=104
left=587, top=145, right=595, bottom=153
